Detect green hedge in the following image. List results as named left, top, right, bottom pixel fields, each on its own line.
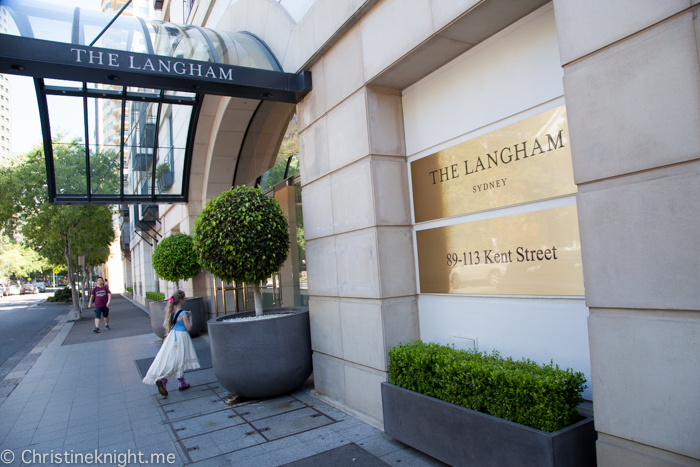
left=388, top=341, right=587, bottom=432
left=126, top=287, right=133, bottom=293
left=145, top=292, right=165, bottom=301
left=47, top=287, right=72, bottom=302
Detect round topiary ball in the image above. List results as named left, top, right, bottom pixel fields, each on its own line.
left=152, top=233, right=201, bottom=284
left=193, top=186, right=290, bottom=284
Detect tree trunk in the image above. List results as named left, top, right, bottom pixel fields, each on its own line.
left=65, top=240, right=81, bottom=320
left=253, top=282, right=263, bottom=317
left=81, top=265, right=89, bottom=310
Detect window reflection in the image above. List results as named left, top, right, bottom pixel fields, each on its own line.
left=53, top=142, right=86, bottom=195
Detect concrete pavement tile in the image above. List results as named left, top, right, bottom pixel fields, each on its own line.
left=356, top=433, right=405, bottom=457
left=258, top=434, right=307, bottom=453
left=327, top=417, right=365, bottom=432
left=26, top=438, right=65, bottom=452
left=131, top=425, right=170, bottom=439
left=65, top=422, right=99, bottom=438
left=130, top=417, right=162, bottom=430
left=98, top=397, right=128, bottom=409
left=224, top=451, right=276, bottom=467
left=14, top=412, right=42, bottom=426
left=310, top=404, right=352, bottom=421
left=303, top=430, right=349, bottom=453
left=222, top=443, right=267, bottom=463
left=188, top=455, right=231, bottom=467
left=133, top=431, right=173, bottom=449
left=169, top=410, right=244, bottom=440
left=237, top=397, right=305, bottom=422
left=267, top=442, right=318, bottom=465
left=98, top=438, right=137, bottom=452
left=380, top=447, right=448, bottom=467
left=126, top=405, right=161, bottom=422
left=249, top=407, right=333, bottom=441
left=30, top=426, right=66, bottom=444
left=97, top=430, right=134, bottom=448
left=125, top=397, right=156, bottom=410
left=68, top=415, right=97, bottom=429
left=334, top=422, right=382, bottom=444
left=99, top=403, right=129, bottom=416
left=63, top=432, right=101, bottom=452
left=0, top=429, right=36, bottom=449
left=98, top=415, right=131, bottom=429
left=37, top=418, right=69, bottom=430
left=289, top=391, right=321, bottom=406
left=11, top=419, right=40, bottom=434
left=40, top=408, right=71, bottom=419
left=98, top=422, right=133, bottom=438
left=210, top=425, right=266, bottom=453
left=180, top=433, right=223, bottom=462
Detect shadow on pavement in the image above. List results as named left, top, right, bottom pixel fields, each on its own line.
left=62, top=294, right=154, bottom=345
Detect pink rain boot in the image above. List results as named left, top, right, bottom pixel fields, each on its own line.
left=178, top=377, right=190, bottom=391
left=156, top=378, right=168, bottom=397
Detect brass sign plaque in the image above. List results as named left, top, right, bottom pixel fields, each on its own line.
left=416, top=205, right=584, bottom=296
left=411, top=106, right=576, bottom=223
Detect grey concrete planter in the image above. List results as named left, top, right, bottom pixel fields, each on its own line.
left=382, top=382, right=597, bottom=467
left=149, top=296, right=207, bottom=339
left=208, top=307, right=312, bottom=399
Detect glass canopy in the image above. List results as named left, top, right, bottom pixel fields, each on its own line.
left=0, top=0, right=311, bottom=204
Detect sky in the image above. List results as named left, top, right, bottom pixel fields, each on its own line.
left=10, top=0, right=102, bottom=155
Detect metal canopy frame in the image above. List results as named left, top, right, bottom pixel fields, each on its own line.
left=0, top=1, right=311, bottom=205
left=33, top=78, right=203, bottom=204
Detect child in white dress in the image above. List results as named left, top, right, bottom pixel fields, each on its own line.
left=142, top=290, right=200, bottom=396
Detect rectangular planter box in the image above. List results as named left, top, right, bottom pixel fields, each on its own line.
left=381, top=382, right=596, bottom=467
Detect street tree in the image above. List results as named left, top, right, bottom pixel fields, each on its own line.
left=0, top=138, right=117, bottom=316
left=0, top=234, right=46, bottom=284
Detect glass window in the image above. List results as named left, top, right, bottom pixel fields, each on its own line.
left=88, top=97, right=122, bottom=195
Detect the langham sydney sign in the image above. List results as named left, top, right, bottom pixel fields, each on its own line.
left=411, top=106, right=576, bottom=223
left=412, top=106, right=585, bottom=296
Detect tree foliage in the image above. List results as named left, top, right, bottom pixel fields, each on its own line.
left=0, top=235, right=46, bottom=282
left=0, top=138, right=116, bottom=311
left=152, top=233, right=200, bottom=284
left=193, top=186, right=289, bottom=285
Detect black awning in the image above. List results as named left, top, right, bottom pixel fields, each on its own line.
left=0, top=0, right=311, bottom=205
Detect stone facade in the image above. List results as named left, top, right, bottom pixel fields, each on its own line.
left=143, top=0, right=700, bottom=463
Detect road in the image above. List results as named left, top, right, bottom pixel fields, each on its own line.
left=0, top=292, right=70, bottom=371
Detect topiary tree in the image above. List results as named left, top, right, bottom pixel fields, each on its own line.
left=152, top=233, right=201, bottom=292
left=193, top=186, right=289, bottom=316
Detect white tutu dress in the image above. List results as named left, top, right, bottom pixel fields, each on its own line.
left=143, top=310, right=200, bottom=384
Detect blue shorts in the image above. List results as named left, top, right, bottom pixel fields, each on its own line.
left=94, top=306, right=109, bottom=318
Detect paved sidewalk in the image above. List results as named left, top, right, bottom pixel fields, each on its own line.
left=0, top=295, right=444, bottom=466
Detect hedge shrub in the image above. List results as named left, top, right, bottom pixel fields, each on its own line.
left=146, top=292, right=165, bottom=301
left=47, top=287, right=72, bottom=302
left=388, top=341, right=587, bottom=432
left=126, top=287, right=133, bottom=293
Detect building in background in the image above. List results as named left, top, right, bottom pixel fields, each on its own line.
left=100, top=0, right=155, bottom=296
left=0, top=6, right=10, bottom=160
